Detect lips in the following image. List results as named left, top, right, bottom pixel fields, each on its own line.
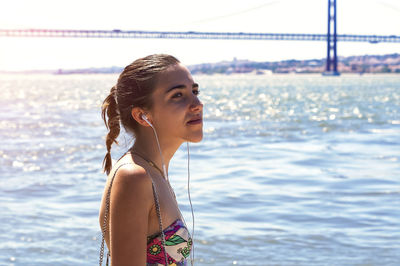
left=187, top=117, right=202, bottom=125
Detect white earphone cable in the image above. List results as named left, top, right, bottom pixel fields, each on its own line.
left=187, top=141, right=195, bottom=265
left=142, top=115, right=168, bottom=180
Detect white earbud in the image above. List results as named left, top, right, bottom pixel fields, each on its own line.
left=141, top=114, right=153, bottom=127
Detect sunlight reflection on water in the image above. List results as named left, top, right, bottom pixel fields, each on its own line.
left=0, top=74, right=399, bottom=265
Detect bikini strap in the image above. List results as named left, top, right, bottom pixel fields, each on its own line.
left=150, top=179, right=169, bottom=265
left=99, top=162, right=133, bottom=266
left=99, top=162, right=169, bottom=266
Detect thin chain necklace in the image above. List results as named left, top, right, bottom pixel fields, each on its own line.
left=130, top=150, right=166, bottom=179
left=129, top=150, right=176, bottom=199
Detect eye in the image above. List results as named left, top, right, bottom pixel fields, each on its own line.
left=172, top=92, right=183, bottom=98
left=193, top=89, right=200, bottom=96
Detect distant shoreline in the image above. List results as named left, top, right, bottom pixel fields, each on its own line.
left=1, top=53, right=399, bottom=75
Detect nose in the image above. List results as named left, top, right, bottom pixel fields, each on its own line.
left=190, top=94, right=203, bottom=112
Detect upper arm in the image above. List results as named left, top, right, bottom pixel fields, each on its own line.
left=109, top=166, right=153, bottom=265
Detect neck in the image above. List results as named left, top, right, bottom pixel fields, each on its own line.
left=132, top=128, right=182, bottom=177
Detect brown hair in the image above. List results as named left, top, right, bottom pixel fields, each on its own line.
left=101, top=54, right=180, bottom=174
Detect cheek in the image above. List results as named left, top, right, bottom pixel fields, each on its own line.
left=167, top=99, right=191, bottom=115
left=152, top=98, right=191, bottom=126
left=154, top=104, right=185, bottom=127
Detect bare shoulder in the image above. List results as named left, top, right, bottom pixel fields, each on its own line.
left=99, top=162, right=153, bottom=220
left=106, top=163, right=153, bottom=263
left=110, top=163, right=153, bottom=204
left=112, top=163, right=150, bottom=185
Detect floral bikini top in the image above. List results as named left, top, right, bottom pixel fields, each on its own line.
left=146, top=219, right=192, bottom=265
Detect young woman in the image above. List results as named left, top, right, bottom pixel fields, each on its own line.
left=99, top=54, right=203, bottom=265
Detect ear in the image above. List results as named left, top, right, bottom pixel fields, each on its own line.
left=131, top=107, right=152, bottom=127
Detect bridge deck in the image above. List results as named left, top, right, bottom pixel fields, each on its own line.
left=1, top=29, right=399, bottom=43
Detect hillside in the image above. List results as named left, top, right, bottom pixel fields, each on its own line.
left=188, top=53, right=400, bottom=74
left=1, top=53, right=399, bottom=75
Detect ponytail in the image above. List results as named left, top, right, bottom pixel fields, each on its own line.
left=101, top=86, right=120, bottom=175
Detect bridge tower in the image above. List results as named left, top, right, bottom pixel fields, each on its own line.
left=325, top=0, right=340, bottom=75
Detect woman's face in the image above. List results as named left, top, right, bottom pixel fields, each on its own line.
left=148, top=63, right=203, bottom=143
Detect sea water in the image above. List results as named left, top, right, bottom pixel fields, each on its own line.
left=0, top=73, right=399, bottom=265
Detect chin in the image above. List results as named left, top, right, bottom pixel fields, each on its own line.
left=185, top=131, right=203, bottom=143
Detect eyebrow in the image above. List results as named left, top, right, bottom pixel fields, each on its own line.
left=166, top=83, right=199, bottom=93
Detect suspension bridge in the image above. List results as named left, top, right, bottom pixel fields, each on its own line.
left=1, top=29, right=399, bottom=43
left=1, top=0, right=399, bottom=75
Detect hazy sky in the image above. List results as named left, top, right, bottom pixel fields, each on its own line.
left=0, top=0, right=399, bottom=70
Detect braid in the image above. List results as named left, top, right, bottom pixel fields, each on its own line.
left=101, top=86, right=120, bottom=175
